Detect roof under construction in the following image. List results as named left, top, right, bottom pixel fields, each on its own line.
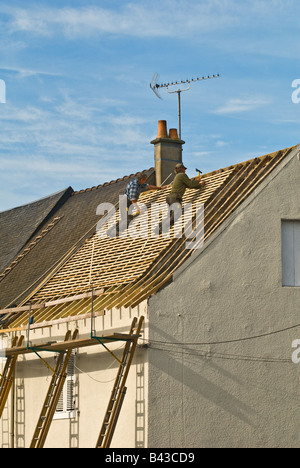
left=0, top=168, right=155, bottom=310
left=1, top=144, right=296, bottom=330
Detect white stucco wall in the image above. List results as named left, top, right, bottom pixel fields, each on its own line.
left=148, top=147, right=300, bottom=448
left=1, top=303, right=148, bottom=448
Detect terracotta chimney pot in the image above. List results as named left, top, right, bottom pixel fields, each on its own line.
left=156, top=120, right=168, bottom=139
left=169, top=128, right=179, bottom=139
left=151, top=120, right=185, bottom=187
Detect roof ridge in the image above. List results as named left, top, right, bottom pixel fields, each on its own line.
left=203, top=145, right=296, bottom=178
left=72, top=167, right=155, bottom=195
left=0, top=187, right=73, bottom=214
left=199, top=145, right=296, bottom=179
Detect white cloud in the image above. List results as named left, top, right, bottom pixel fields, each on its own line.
left=0, top=65, right=62, bottom=79
left=215, top=140, right=229, bottom=148
left=2, top=1, right=296, bottom=40
left=0, top=104, right=49, bottom=123
left=0, top=2, right=253, bottom=39
left=213, top=97, right=272, bottom=115
left=0, top=94, right=152, bottom=173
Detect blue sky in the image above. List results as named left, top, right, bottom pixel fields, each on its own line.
left=0, top=0, right=299, bottom=212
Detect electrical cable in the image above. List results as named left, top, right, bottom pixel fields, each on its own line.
left=73, top=342, right=124, bottom=384
left=149, top=344, right=291, bottom=364
left=139, top=322, right=300, bottom=347
left=74, top=363, right=117, bottom=383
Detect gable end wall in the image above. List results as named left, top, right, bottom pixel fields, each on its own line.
left=148, top=148, right=300, bottom=448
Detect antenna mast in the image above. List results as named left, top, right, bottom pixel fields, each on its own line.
left=150, top=73, right=220, bottom=139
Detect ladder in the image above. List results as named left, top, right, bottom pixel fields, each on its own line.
left=0, top=335, right=24, bottom=419
left=30, top=329, right=79, bottom=448
left=96, top=315, right=144, bottom=448
left=15, top=379, right=26, bottom=448
left=1, top=405, right=9, bottom=448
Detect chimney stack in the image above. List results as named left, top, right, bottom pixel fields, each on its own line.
left=151, top=120, right=185, bottom=186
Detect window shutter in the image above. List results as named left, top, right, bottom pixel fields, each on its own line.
left=67, top=352, right=75, bottom=412
left=55, top=350, right=76, bottom=418
left=282, top=220, right=300, bottom=286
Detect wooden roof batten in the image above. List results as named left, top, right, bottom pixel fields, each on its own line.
left=94, top=147, right=293, bottom=310
left=1, top=145, right=296, bottom=331
left=28, top=167, right=233, bottom=298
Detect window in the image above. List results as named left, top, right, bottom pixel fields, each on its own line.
left=54, top=351, right=76, bottom=420
left=282, top=220, right=300, bottom=286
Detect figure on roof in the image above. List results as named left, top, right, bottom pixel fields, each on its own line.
left=125, top=173, right=166, bottom=216
left=170, top=163, right=205, bottom=200
left=108, top=173, right=166, bottom=237
left=159, top=163, right=206, bottom=234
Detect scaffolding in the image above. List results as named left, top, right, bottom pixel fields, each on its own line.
left=0, top=315, right=144, bottom=448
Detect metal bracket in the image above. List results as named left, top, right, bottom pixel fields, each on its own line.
left=92, top=336, right=122, bottom=364
left=29, top=348, right=56, bottom=374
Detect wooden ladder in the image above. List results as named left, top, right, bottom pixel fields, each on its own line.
left=96, top=315, right=144, bottom=448
left=0, top=335, right=24, bottom=419
left=30, top=329, right=78, bottom=448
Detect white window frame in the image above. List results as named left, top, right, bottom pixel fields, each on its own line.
left=53, top=350, right=76, bottom=420
left=282, top=220, right=300, bottom=287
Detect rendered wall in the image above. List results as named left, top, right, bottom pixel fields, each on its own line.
left=0, top=303, right=148, bottom=449
left=148, top=148, right=300, bottom=448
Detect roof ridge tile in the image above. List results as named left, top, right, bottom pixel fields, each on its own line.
left=72, top=167, right=155, bottom=195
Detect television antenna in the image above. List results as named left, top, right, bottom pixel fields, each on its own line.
left=150, top=73, right=220, bottom=139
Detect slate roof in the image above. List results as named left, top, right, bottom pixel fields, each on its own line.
left=0, top=188, right=72, bottom=273
left=3, top=144, right=298, bottom=330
